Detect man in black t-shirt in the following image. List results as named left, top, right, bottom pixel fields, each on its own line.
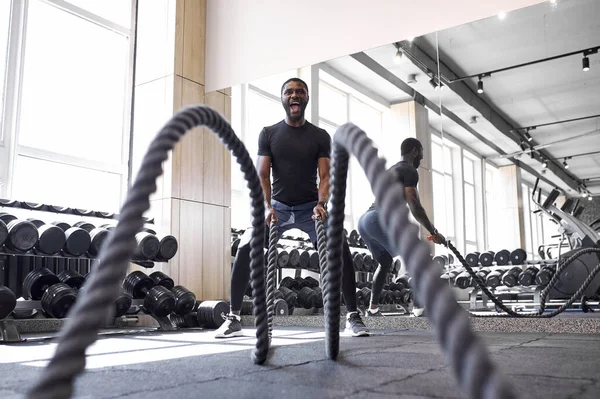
left=215, top=77, right=369, bottom=338
left=358, top=138, right=446, bottom=318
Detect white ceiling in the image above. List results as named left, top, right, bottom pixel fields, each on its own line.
left=322, top=0, right=600, bottom=197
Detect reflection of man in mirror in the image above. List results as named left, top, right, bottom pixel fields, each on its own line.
left=215, top=78, right=369, bottom=339
left=358, top=138, right=446, bottom=318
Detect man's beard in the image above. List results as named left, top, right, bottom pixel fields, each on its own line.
left=413, top=158, right=421, bottom=168
left=284, top=100, right=308, bottom=120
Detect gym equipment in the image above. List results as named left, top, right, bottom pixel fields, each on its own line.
left=0, top=213, right=39, bottom=252
left=324, top=123, right=512, bottom=399
left=52, top=222, right=91, bottom=257
left=266, top=221, right=278, bottom=338
left=73, top=223, right=109, bottom=257
left=153, top=234, right=179, bottom=262
left=149, top=271, right=174, bottom=289
left=0, top=286, right=17, bottom=319
left=510, top=249, right=527, bottom=265
left=24, top=110, right=507, bottom=399
left=170, top=286, right=196, bottom=315
left=0, top=219, right=7, bottom=247
left=134, top=231, right=160, bottom=261
left=26, top=219, right=66, bottom=255
left=22, top=268, right=77, bottom=318
left=465, top=252, right=480, bottom=267
left=195, top=300, right=229, bottom=328
left=518, top=266, right=539, bottom=287
left=501, top=267, right=522, bottom=288
left=494, top=249, right=511, bottom=266
left=479, top=251, right=495, bottom=267
left=122, top=271, right=176, bottom=318
left=535, top=265, right=555, bottom=287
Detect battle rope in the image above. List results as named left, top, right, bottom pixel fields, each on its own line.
left=327, top=123, right=517, bottom=399
left=266, top=221, right=279, bottom=338
left=315, top=216, right=328, bottom=292
left=26, top=106, right=270, bottom=399
left=446, top=243, right=600, bottom=318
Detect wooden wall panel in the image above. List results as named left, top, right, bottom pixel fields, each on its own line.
left=178, top=78, right=206, bottom=202
left=182, top=0, right=206, bottom=85
left=177, top=199, right=204, bottom=296
left=202, top=203, right=228, bottom=299
left=203, top=91, right=229, bottom=206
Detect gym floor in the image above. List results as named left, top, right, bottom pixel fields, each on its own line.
left=2, top=325, right=599, bottom=398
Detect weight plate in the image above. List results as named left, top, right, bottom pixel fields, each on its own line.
left=37, top=224, right=67, bottom=255
left=510, top=248, right=527, bottom=265
left=277, top=251, right=289, bottom=268
left=158, top=235, right=178, bottom=261
left=0, top=286, right=17, bottom=319
left=0, top=220, right=8, bottom=248
left=114, top=290, right=133, bottom=318
left=551, top=252, right=600, bottom=297
left=41, top=282, right=77, bottom=318
left=74, top=221, right=95, bottom=233
left=298, top=250, right=310, bottom=269
left=23, top=268, right=60, bottom=300
left=136, top=232, right=160, bottom=260
left=6, top=220, right=39, bottom=252
left=172, top=286, right=196, bottom=315
left=494, top=250, right=510, bottom=266
left=149, top=271, right=175, bottom=290
left=274, top=298, right=289, bottom=316
left=57, top=270, right=86, bottom=289
left=52, top=221, right=71, bottom=231
left=64, top=227, right=91, bottom=256
left=123, top=271, right=154, bottom=299
left=196, top=300, right=229, bottom=329
left=144, top=286, right=176, bottom=318
left=48, top=205, right=70, bottom=213
left=73, top=209, right=93, bottom=216
left=22, top=202, right=44, bottom=210
left=88, top=227, right=109, bottom=256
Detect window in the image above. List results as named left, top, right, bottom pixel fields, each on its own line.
left=463, top=156, right=477, bottom=248
left=2, top=0, right=135, bottom=212
left=0, top=0, right=10, bottom=140
left=319, top=82, right=347, bottom=125
left=485, top=165, right=500, bottom=249
left=522, top=184, right=546, bottom=260
left=522, top=184, right=533, bottom=259
left=431, top=138, right=456, bottom=254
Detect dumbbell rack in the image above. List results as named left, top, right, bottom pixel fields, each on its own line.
left=0, top=199, right=178, bottom=344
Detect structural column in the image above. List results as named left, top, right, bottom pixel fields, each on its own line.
left=495, top=164, right=525, bottom=250
left=132, top=0, right=231, bottom=300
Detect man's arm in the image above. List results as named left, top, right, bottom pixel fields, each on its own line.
left=317, top=157, right=330, bottom=203
left=405, top=187, right=437, bottom=234
left=257, top=155, right=272, bottom=208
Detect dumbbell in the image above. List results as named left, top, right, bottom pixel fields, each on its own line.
left=470, top=269, right=490, bottom=287
left=141, top=228, right=178, bottom=262
left=535, top=265, right=556, bottom=287
left=296, top=248, right=309, bottom=269
left=485, top=269, right=506, bottom=288
left=0, top=285, right=17, bottom=319
left=433, top=255, right=448, bottom=268
left=26, top=218, right=66, bottom=255
left=22, top=268, right=78, bottom=318
left=276, top=247, right=289, bottom=268
left=0, top=199, right=19, bottom=207
left=279, top=276, right=299, bottom=290
left=349, top=230, right=360, bottom=246
left=479, top=251, right=495, bottom=267
left=20, top=202, right=45, bottom=210
left=134, top=231, right=160, bottom=261
left=502, top=267, right=523, bottom=287
left=242, top=297, right=289, bottom=316
left=149, top=271, right=197, bottom=315
left=352, top=252, right=364, bottom=271
left=510, top=248, right=527, bottom=265
left=122, top=271, right=176, bottom=318
left=285, top=246, right=301, bottom=268
left=518, top=266, right=539, bottom=287
left=50, top=222, right=91, bottom=257
left=304, top=276, right=320, bottom=288
left=494, top=250, right=511, bottom=266
left=231, top=238, right=241, bottom=257
left=455, top=271, right=472, bottom=289
left=296, top=286, right=318, bottom=309
left=73, top=222, right=109, bottom=257
left=0, top=213, right=39, bottom=252
left=193, top=300, right=231, bottom=329
left=306, top=249, right=319, bottom=270
left=395, top=275, right=411, bottom=289
left=465, top=252, right=480, bottom=267
left=362, top=254, right=374, bottom=272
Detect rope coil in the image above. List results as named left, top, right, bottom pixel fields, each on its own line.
left=26, top=106, right=270, bottom=399
left=327, top=122, right=517, bottom=399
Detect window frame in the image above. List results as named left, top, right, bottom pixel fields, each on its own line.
left=0, top=0, right=136, bottom=208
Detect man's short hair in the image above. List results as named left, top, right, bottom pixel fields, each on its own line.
left=401, top=138, right=423, bottom=155
left=281, top=78, right=309, bottom=95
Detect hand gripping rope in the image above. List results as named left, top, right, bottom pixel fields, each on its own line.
left=26, top=105, right=270, bottom=399
left=266, top=221, right=279, bottom=338
left=445, top=242, right=600, bottom=318
left=324, top=122, right=517, bottom=399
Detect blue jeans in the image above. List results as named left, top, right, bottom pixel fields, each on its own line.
left=357, top=209, right=394, bottom=261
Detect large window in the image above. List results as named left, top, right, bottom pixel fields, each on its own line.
left=522, top=184, right=546, bottom=260
left=1, top=0, right=135, bottom=212
left=431, top=137, right=456, bottom=253
left=0, top=0, right=10, bottom=138
left=485, top=164, right=500, bottom=249
left=463, top=155, right=477, bottom=253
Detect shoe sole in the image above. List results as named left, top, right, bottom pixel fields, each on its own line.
left=214, top=330, right=243, bottom=338
left=345, top=328, right=370, bottom=337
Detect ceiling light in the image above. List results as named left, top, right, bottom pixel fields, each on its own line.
left=477, top=79, right=484, bottom=94
left=407, top=74, right=417, bottom=84
left=394, top=50, right=403, bottom=64
left=549, top=0, right=557, bottom=4
left=582, top=191, right=588, bottom=198
left=563, top=160, right=569, bottom=169
left=498, top=11, right=507, bottom=20
left=429, top=78, right=438, bottom=90
left=588, top=194, right=593, bottom=201
left=469, top=116, right=478, bottom=124
left=524, top=131, right=533, bottom=142
left=582, top=56, right=590, bottom=72
left=542, top=159, right=548, bottom=168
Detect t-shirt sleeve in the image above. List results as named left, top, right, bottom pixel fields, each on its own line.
left=402, top=167, right=419, bottom=188
left=317, top=129, right=332, bottom=158
left=257, top=127, right=271, bottom=157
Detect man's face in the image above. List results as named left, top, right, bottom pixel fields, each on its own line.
left=413, top=146, right=424, bottom=168
left=281, top=81, right=309, bottom=121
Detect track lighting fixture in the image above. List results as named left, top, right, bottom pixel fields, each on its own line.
left=582, top=56, right=590, bottom=72
left=563, top=157, right=571, bottom=169
left=498, top=11, right=507, bottom=20
left=523, top=131, right=533, bottom=142
left=477, top=78, right=484, bottom=94
left=589, top=194, right=593, bottom=201
left=542, top=159, right=548, bottom=168
left=394, top=50, right=403, bottom=64
left=429, top=78, right=438, bottom=90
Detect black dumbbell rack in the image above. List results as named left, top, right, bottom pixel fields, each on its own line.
left=0, top=200, right=178, bottom=344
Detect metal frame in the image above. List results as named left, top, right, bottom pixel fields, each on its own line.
left=1, top=0, right=136, bottom=207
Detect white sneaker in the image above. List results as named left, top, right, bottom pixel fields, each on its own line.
left=411, top=307, right=425, bottom=317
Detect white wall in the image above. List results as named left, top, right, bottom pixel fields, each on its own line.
left=205, top=0, right=545, bottom=92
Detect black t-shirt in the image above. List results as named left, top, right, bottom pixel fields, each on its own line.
left=258, top=120, right=331, bottom=206
left=368, top=160, right=419, bottom=210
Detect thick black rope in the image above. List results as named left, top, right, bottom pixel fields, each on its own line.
left=266, top=221, right=278, bottom=338
left=329, top=123, right=517, bottom=399
left=447, top=243, right=600, bottom=318
left=315, top=217, right=328, bottom=293
left=26, top=106, right=269, bottom=399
